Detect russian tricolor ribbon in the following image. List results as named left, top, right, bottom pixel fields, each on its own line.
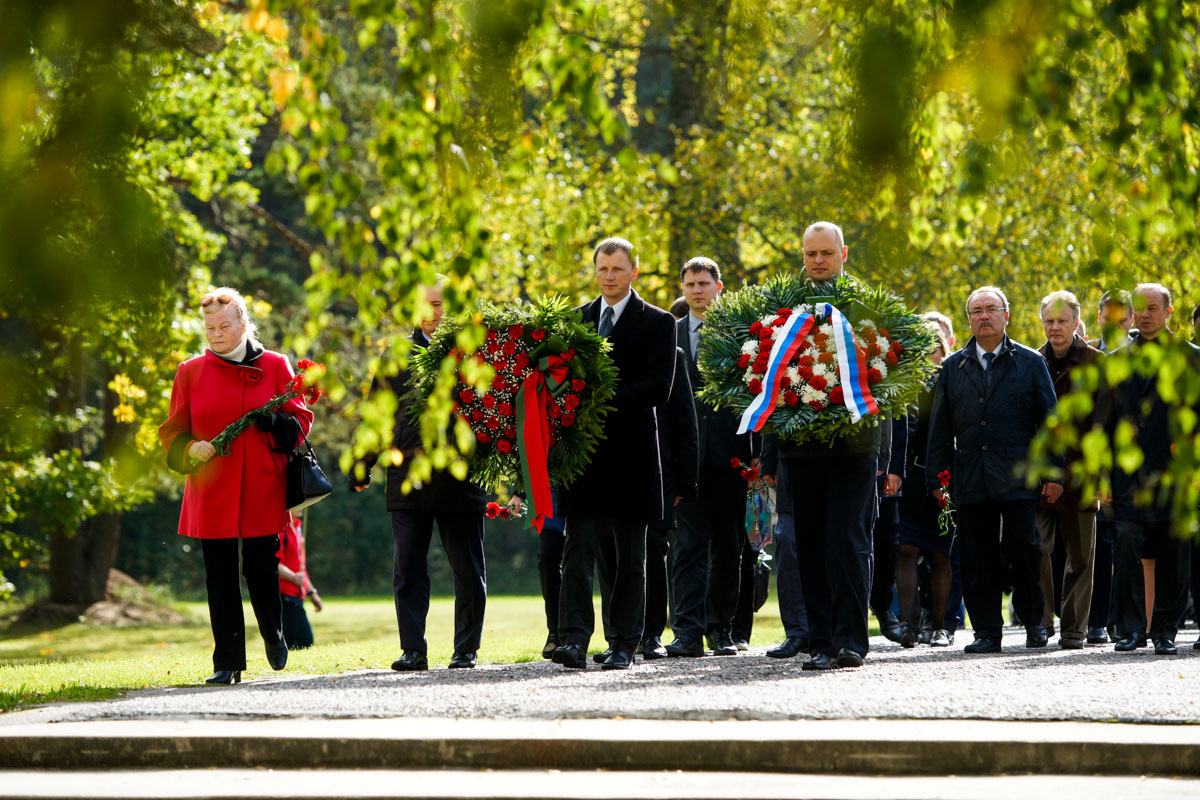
left=514, top=353, right=570, bottom=533
left=736, top=303, right=879, bottom=434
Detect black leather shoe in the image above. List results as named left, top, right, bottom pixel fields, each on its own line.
left=1059, top=638, right=1084, bottom=650
left=711, top=629, right=737, bottom=656
left=665, top=637, right=705, bottom=657
left=640, top=637, right=668, bottom=660
left=766, top=637, right=809, bottom=659
left=593, top=648, right=613, bottom=665
left=835, top=648, right=864, bottom=668
left=1025, top=625, right=1048, bottom=648
left=732, top=638, right=750, bottom=651
left=1194, top=639, right=1200, bottom=650
left=964, top=638, right=1001, bottom=654
left=877, top=611, right=903, bottom=643
left=205, top=670, right=241, bottom=685
left=542, top=633, right=559, bottom=660
left=391, top=650, right=429, bottom=671
left=601, top=649, right=634, bottom=670
left=1114, top=633, right=1148, bottom=652
left=898, top=622, right=918, bottom=649
left=448, top=651, right=477, bottom=668
left=265, top=639, right=288, bottom=671
left=1153, top=638, right=1178, bottom=655
left=801, top=653, right=838, bottom=671
left=552, top=642, right=587, bottom=669
left=1086, top=627, right=1109, bottom=644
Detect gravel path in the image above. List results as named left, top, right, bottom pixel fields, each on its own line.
left=11, top=629, right=1200, bottom=725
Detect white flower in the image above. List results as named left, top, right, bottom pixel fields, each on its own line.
left=743, top=367, right=757, bottom=383
left=760, top=315, right=777, bottom=327
left=785, top=366, right=799, bottom=384
left=869, top=358, right=889, bottom=379
left=741, top=340, right=759, bottom=356
left=800, top=385, right=828, bottom=404
left=819, top=323, right=834, bottom=337
left=859, top=319, right=877, bottom=330
left=797, top=304, right=813, bottom=315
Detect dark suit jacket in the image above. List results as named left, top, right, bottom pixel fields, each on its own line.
left=560, top=290, right=676, bottom=520
left=354, top=330, right=488, bottom=513
left=1099, top=332, right=1200, bottom=522
left=1037, top=334, right=1102, bottom=512
left=677, top=315, right=757, bottom=468
left=653, top=346, right=700, bottom=530
left=926, top=335, right=1061, bottom=504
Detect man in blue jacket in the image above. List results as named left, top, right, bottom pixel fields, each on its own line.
left=926, top=285, right=1063, bottom=654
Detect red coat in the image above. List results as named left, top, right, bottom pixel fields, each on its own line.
left=159, top=348, right=314, bottom=540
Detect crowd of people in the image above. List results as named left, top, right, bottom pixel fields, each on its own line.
left=160, top=222, right=1200, bottom=682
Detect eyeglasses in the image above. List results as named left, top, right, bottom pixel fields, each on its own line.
left=201, top=293, right=233, bottom=308
left=968, top=306, right=1006, bottom=317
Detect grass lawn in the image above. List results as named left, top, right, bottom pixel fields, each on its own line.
left=0, top=594, right=844, bottom=712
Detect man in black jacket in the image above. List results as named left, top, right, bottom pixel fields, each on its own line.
left=1101, top=283, right=1199, bottom=655
left=350, top=280, right=488, bottom=671
left=926, top=285, right=1062, bottom=654
left=553, top=237, right=676, bottom=671
left=666, top=256, right=758, bottom=658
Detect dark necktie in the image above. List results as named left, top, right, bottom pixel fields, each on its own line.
left=693, top=321, right=703, bottom=360
left=983, top=351, right=995, bottom=391
left=599, top=306, right=615, bottom=338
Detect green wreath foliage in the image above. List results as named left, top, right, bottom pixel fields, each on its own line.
left=697, top=273, right=937, bottom=445
left=411, top=295, right=617, bottom=492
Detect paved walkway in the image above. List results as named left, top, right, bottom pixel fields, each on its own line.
left=5, top=629, right=1199, bottom=725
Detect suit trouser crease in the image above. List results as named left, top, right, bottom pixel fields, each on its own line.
left=773, top=512, right=810, bottom=638
left=391, top=510, right=487, bottom=654
left=537, top=529, right=565, bottom=635
left=201, top=534, right=283, bottom=672
left=559, top=515, right=648, bottom=650
left=1035, top=508, right=1096, bottom=641
left=957, top=499, right=1043, bottom=641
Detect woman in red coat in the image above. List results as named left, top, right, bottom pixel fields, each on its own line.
left=158, top=288, right=313, bottom=685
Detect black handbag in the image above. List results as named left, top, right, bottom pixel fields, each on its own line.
left=752, top=557, right=771, bottom=612
left=286, top=432, right=332, bottom=511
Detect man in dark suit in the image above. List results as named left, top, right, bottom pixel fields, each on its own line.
left=926, top=285, right=1062, bottom=654
left=553, top=237, right=676, bottom=670
left=666, top=256, right=757, bottom=657
left=350, top=280, right=488, bottom=671
left=1101, top=283, right=1198, bottom=655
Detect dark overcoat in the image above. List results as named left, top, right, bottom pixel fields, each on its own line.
left=1036, top=334, right=1102, bottom=512
left=677, top=315, right=757, bottom=467
left=653, top=346, right=700, bottom=530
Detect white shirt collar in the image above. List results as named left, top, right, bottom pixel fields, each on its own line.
left=976, top=338, right=1004, bottom=366
left=688, top=311, right=704, bottom=332
left=603, top=290, right=634, bottom=326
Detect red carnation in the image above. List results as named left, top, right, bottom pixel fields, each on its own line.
left=471, top=409, right=484, bottom=423
left=571, top=378, right=586, bottom=392
left=486, top=330, right=498, bottom=342
left=476, top=431, right=492, bottom=444
left=486, top=417, right=500, bottom=430
left=515, top=353, right=531, bottom=371
left=817, top=352, right=834, bottom=365
left=879, top=328, right=891, bottom=339
left=771, top=317, right=786, bottom=328
left=784, top=390, right=799, bottom=406
left=531, top=328, right=546, bottom=341
left=749, top=321, right=763, bottom=335
left=797, top=339, right=812, bottom=352
left=297, top=358, right=316, bottom=372
left=758, top=327, right=774, bottom=341
left=938, top=469, right=951, bottom=486
left=497, top=440, right=513, bottom=454
left=730, top=458, right=742, bottom=469
left=504, top=426, right=516, bottom=439
left=548, top=435, right=557, bottom=447
left=748, top=378, right=763, bottom=394
left=810, top=375, right=828, bottom=391
left=561, top=412, right=576, bottom=427
left=798, top=367, right=814, bottom=382
left=486, top=501, right=500, bottom=518
left=867, top=368, right=883, bottom=384
left=752, top=359, right=768, bottom=375
left=813, top=333, right=829, bottom=348
left=548, top=404, right=562, bottom=419
left=482, top=394, right=496, bottom=409
left=459, top=389, right=476, bottom=404
left=808, top=400, right=825, bottom=412
left=502, top=341, right=516, bottom=356
left=780, top=375, right=792, bottom=388
left=938, top=495, right=948, bottom=510
left=493, top=359, right=509, bottom=374
left=829, top=386, right=844, bottom=405
left=508, top=325, right=524, bottom=339
left=737, top=354, right=752, bottom=369
left=798, top=355, right=815, bottom=368
left=740, top=468, right=759, bottom=481
left=867, top=342, right=883, bottom=358
left=562, top=348, right=575, bottom=362
left=486, top=342, right=500, bottom=355
left=890, top=341, right=903, bottom=354
left=563, top=394, right=581, bottom=410
left=884, top=351, right=899, bottom=366
left=861, top=329, right=877, bottom=344
left=498, top=402, right=513, bottom=416
left=492, top=377, right=507, bottom=393
left=777, top=307, right=792, bottom=319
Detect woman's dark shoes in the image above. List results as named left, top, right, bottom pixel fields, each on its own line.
left=542, top=633, right=559, bottom=660
left=964, top=638, right=1001, bottom=654
left=640, top=637, right=668, bottom=660
left=877, top=611, right=903, bottom=643
left=1153, top=639, right=1178, bottom=656
left=552, top=643, right=587, bottom=669
left=665, top=637, right=705, bottom=657
left=801, top=653, right=838, bottom=671
left=766, top=637, right=810, bottom=659
left=898, top=623, right=918, bottom=649
left=204, top=670, right=241, bottom=685
left=448, top=652, right=477, bottom=668
left=391, top=650, right=429, bottom=671
left=835, top=648, right=864, bottom=668
left=600, top=649, right=633, bottom=670
left=1114, top=633, right=1148, bottom=652
left=1025, top=625, right=1049, bottom=648
left=265, top=640, right=288, bottom=671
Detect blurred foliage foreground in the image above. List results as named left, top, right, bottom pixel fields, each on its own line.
left=4, top=0, right=1200, bottom=603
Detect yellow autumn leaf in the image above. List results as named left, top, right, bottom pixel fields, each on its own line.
left=244, top=8, right=269, bottom=33
left=423, top=93, right=437, bottom=113
left=269, top=68, right=298, bottom=107
left=369, top=204, right=382, bottom=219
left=265, top=17, right=289, bottom=42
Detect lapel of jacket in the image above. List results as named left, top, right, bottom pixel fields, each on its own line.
left=956, top=340, right=988, bottom=398
left=580, top=297, right=602, bottom=330
left=608, top=289, right=643, bottom=341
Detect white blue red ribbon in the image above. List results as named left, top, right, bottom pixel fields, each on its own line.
left=825, top=303, right=879, bottom=423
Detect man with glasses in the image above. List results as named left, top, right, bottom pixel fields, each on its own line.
left=926, top=286, right=1062, bottom=654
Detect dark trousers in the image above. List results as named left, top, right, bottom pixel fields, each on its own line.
left=957, top=498, right=1042, bottom=641
left=732, top=537, right=756, bottom=642
left=786, top=454, right=876, bottom=659
left=390, top=510, right=487, bottom=654
left=774, top=511, right=810, bottom=638
left=870, top=496, right=900, bottom=616
left=672, top=460, right=746, bottom=639
left=559, top=515, right=647, bottom=651
left=642, top=526, right=671, bottom=642
left=201, top=535, right=283, bottom=672
left=280, top=593, right=314, bottom=649
left=1089, top=518, right=1116, bottom=629
left=1113, top=520, right=1191, bottom=641
left=537, top=528, right=566, bottom=635
left=1192, top=538, right=1200, bottom=626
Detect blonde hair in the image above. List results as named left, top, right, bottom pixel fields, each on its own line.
left=201, top=286, right=259, bottom=345
left=1039, top=290, right=1082, bottom=320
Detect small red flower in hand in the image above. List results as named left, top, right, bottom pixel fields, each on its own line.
left=730, top=458, right=742, bottom=469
